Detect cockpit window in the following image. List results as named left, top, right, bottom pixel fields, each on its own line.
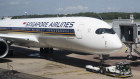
left=96, top=28, right=115, bottom=34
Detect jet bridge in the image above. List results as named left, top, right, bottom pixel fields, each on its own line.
left=112, top=15, right=140, bottom=61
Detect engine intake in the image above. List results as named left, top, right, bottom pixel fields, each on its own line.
left=0, top=39, right=9, bottom=58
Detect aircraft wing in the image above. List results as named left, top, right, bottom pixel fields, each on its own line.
left=0, top=34, right=39, bottom=43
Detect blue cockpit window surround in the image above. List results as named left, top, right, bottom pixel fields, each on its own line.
left=95, top=28, right=116, bottom=34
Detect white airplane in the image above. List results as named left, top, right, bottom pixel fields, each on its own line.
left=0, top=17, right=122, bottom=64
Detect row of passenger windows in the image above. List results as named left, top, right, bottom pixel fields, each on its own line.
left=96, top=28, right=116, bottom=34
left=9, top=28, right=73, bottom=33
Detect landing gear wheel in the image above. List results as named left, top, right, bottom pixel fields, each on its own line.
left=127, top=55, right=137, bottom=61
left=44, top=48, right=49, bottom=53
left=132, top=56, right=137, bottom=61
left=50, top=48, right=53, bottom=53
left=40, top=48, right=53, bottom=54
left=40, top=48, right=44, bottom=53
left=100, top=67, right=105, bottom=74
left=127, top=55, right=130, bottom=60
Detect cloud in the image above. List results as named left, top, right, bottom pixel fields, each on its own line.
left=57, top=5, right=88, bottom=11
left=106, top=7, right=121, bottom=11
left=66, top=5, right=88, bottom=11
left=8, top=0, right=30, bottom=5
left=9, top=1, right=20, bottom=5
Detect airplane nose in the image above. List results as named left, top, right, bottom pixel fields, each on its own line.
left=113, top=41, right=122, bottom=49
left=107, top=36, right=122, bottom=49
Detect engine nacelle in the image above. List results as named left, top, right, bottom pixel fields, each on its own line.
left=0, top=39, right=9, bottom=58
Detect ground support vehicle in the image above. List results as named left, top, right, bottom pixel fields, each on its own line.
left=86, top=62, right=132, bottom=78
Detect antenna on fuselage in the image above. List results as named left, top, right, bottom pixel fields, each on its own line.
left=98, top=15, right=103, bottom=20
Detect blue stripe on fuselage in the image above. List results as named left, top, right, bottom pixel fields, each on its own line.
left=0, top=27, right=75, bottom=36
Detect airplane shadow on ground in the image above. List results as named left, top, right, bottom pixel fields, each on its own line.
left=109, top=56, right=140, bottom=60
left=6, top=46, right=110, bottom=68
left=42, top=52, right=110, bottom=68
left=0, top=46, right=54, bottom=79
left=0, top=58, right=12, bottom=63
left=5, top=46, right=140, bottom=68
left=109, top=56, right=140, bottom=67
left=0, top=68, right=51, bottom=79
left=108, top=56, right=127, bottom=60
left=130, top=61, right=140, bottom=67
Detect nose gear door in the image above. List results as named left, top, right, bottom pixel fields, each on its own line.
left=105, top=40, right=107, bottom=48
left=102, top=35, right=107, bottom=48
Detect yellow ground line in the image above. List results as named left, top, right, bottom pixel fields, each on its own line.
left=77, top=72, right=94, bottom=75
left=39, top=70, right=84, bottom=77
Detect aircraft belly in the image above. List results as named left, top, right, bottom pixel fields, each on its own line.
left=42, top=37, right=113, bottom=55
left=39, top=37, right=73, bottom=48
left=10, top=38, right=40, bottom=47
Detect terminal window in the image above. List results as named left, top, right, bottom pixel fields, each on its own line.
left=138, top=31, right=140, bottom=35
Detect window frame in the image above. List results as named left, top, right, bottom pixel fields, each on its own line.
left=95, top=28, right=115, bottom=34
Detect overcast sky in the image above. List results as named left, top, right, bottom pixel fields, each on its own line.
left=0, top=0, right=140, bottom=16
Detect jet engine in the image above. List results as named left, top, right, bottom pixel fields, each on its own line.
left=0, top=39, right=9, bottom=58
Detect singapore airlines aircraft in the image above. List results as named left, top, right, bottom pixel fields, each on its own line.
left=0, top=17, right=122, bottom=63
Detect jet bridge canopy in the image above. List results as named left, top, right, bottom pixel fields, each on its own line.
left=112, top=15, right=140, bottom=61
left=112, top=19, right=138, bottom=44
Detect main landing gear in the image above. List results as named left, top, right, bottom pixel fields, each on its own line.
left=40, top=48, right=53, bottom=54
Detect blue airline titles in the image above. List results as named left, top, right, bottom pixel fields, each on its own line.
left=24, top=22, right=75, bottom=28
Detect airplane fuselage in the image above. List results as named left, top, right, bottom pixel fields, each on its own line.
left=0, top=17, right=122, bottom=56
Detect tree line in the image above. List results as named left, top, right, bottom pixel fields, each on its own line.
left=12, top=12, right=140, bottom=20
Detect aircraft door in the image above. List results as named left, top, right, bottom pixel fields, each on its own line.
left=76, top=24, right=84, bottom=39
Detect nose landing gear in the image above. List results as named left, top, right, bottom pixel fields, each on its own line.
left=127, top=55, right=137, bottom=61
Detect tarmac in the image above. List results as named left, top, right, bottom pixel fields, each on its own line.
left=0, top=45, right=140, bottom=79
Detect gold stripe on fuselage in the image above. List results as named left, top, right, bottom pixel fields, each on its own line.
left=0, top=29, right=76, bottom=37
